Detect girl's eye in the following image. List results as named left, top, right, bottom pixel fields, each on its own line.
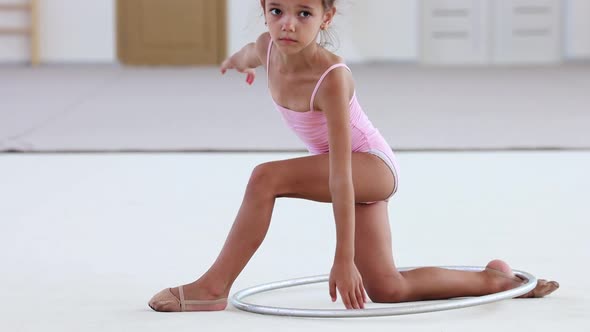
left=299, top=11, right=312, bottom=18
left=269, top=8, right=281, bottom=16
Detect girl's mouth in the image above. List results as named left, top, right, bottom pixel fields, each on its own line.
left=279, top=38, right=297, bottom=43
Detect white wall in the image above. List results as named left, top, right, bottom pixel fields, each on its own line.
left=565, top=0, right=590, bottom=58
left=491, top=0, right=563, bottom=64
left=0, top=0, right=417, bottom=64
left=0, top=0, right=587, bottom=64
left=420, top=0, right=492, bottom=65
left=0, top=0, right=114, bottom=63
left=0, top=0, right=27, bottom=62
left=40, top=0, right=115, bottom=62
left=228, top=0, right=419, bottom=62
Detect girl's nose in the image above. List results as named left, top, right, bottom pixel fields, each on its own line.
left=281, top=17, right=296, bottom=32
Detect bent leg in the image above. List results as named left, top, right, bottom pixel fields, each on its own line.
left=150, top=152, right=395, bottom=311
left=150, top=161, right=280, bottom=312
left=203, top=152, right=394, bottom=290
left=353, top=202, right=557, bottom=303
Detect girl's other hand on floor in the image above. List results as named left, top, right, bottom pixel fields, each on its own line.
left=329, top=261, right=367, bottom=309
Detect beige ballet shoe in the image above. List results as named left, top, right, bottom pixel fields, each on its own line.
left=148, top=286, right=227, bottom=312
left=485, top=267, right=560, bottom=298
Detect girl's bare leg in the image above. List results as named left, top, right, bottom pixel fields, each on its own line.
left=353, top=202, right=559, bottom=303
left=167, top=163, right=280, bottom=302
left=150, top=152, right=395, bottom=311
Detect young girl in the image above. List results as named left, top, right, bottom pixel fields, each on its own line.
left=149, top=0, right=559, bottom=312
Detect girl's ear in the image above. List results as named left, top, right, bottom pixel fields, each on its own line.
left=323, top=6, right=336, bottom=28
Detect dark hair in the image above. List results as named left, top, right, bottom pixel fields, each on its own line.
left=261, top=0, right=336, bottom=11
left=320, top=0, right=336, bottom=10
left=261, top=0, right=339, bottom=50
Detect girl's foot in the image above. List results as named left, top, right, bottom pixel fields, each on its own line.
left=485, top=259, right=560, bottom=298
left=148, top=281, right=228, bottom=312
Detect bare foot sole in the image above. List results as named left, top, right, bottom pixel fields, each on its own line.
left=485, top=259, right=560, bottom=298
left=148, top=286, right=227, bottom=312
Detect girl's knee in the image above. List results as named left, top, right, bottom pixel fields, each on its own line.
left=365, top=276, right=408, bottom=303
left=248, top=162, right=280, bottom=194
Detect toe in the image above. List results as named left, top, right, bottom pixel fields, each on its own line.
left=544, top=280, right=560, bottom=295
left=531, top=279, right=560, bottom=298
left=148, top=288, right=181, bottom=312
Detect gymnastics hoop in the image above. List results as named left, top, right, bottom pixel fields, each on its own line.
left=231, top=266, right=537, bottom=318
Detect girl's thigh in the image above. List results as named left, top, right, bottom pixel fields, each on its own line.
left=260, top=152, right=395, bottom=203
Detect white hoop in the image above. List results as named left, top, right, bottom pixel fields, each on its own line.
left=231, top=266, right=537, bottom=318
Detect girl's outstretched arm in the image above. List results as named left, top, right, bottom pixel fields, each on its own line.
left=220, top=33, right=270, bottom=85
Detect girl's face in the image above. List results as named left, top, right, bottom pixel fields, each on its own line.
left=262, top=0, right=334, bottom=54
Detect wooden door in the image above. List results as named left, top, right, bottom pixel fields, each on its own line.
left=117, top=0, right=226, bottom=65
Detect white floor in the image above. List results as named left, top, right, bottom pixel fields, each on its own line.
left=1, top=64, right=589, bottom=152
left=1, top=151, right=588, bottom=331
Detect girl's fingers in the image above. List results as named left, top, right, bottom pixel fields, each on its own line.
left=220, top=60, right=233, bottom=74
left=341, top=291, right=352, bottom=309
left=222, top=66, right=255, bottom=85
left=349, top=290, right=360, bottom=309
left=329, top=280, right=337, bottom=302
left=356, top=287, right=365, bottom=309
left=246, top=72, right=255, bottom=85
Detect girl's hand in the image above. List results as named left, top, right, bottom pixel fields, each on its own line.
left=329, top=260, right=367, bottom=309
left=220, top=56, right=256, bottom=85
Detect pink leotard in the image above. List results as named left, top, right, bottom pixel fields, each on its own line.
left=266, top=40, right=399, bottom=196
